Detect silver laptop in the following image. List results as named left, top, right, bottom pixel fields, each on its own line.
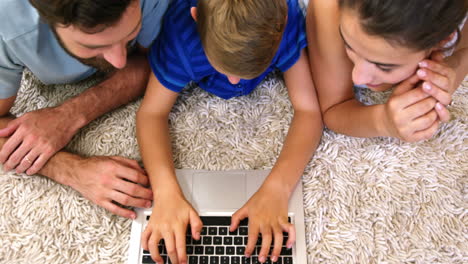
left=127, top=169, right=307, bottom=264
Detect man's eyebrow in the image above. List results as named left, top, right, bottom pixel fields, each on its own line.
left=338, top=25, right=401, bottom=68
left=78, top=19, right=142, bottom=49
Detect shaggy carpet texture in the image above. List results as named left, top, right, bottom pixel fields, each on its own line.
left=0, top=70, right=466, bottom=264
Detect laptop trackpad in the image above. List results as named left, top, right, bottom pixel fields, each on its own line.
left=192, top=172, right=246, bottom=211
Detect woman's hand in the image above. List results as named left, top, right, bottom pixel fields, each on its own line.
left=383, top=74, right=440, bottom=142
left=417, top=51, right=457, bottom=122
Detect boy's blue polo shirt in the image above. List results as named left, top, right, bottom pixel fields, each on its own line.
left=149, top=0, right=307, bottom=100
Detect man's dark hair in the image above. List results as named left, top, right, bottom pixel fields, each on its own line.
left=29, top=0, right=134, bottom=32
left=339, top=0, right=468, bottom=51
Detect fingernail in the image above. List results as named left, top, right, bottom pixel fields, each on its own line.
left=419, top=61, right=428, bottom=67
left=272, top=256, right=278, bottom=262
left=436, top=102, right=443, bottom=110
left=146, top=202, right=152, bottom=208
left=423, top=82, right=431, bottom=91
left=259, top=256, right=266, bottom=262
left=417, top=69, right=426, bottom=77
left=287, top=242, right=293, bottom=248
left=131, top=213, right=136, bottom=219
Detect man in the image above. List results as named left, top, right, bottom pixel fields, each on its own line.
left=0, top=0, right=170, bottom=219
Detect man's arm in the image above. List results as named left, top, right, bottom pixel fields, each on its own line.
left=0, top=116, right=153, bottom=219
left=0, top=50, right=150, bottom=175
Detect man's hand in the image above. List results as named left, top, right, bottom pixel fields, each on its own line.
left=0, top=106, right=81, bottom=175
left=230, top=183, right=295, bottom=263
left=382, top=74, right=440, bottom=142
left=142, top=192, right=202, bottom=264
left=66, top=155, right=153, bottom=219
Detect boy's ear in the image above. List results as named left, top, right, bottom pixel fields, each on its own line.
left=191, top=7, right=197, bottom=22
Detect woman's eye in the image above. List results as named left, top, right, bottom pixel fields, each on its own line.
left=378, top=66, right=393, bottom=73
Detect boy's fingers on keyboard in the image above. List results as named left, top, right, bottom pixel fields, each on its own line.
left=175, top=228, right=188, bottom=264
left=230, top=207, right=248, bottom=231
left=189, top=211, right=203, bottom=240
left=163, top=232, right=179, bottom=264
left=271, top=228, right=284, bottom=262
left=148, top=234, right=163, bottom=263
left=141, top=223, right=153, bottom=250
left=281, top=222, right=296, bottom=248
left=259, top=228, right=273, bottom=262
left=245, top=226, right=260, bottom=257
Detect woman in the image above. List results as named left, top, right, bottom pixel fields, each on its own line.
left=307, top=0, right=467, bottom=142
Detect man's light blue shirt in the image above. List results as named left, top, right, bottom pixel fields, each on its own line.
left=0, top=0, right=170, bottom=99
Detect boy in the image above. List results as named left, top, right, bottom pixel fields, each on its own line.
left=137, top=0, right=322, bottom=263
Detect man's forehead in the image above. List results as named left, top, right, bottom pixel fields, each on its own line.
left=55, top=1, right=142, bottom=48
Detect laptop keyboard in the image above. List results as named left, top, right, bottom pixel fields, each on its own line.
left=142, top=216, right=294, bottom=264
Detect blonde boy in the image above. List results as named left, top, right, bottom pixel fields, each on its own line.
left=137, top=0, right=322, bottom=263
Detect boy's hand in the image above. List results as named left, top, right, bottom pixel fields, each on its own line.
left=230, top=184, right=295, bottom=263
left=382, top=74, right=440, bottom=142
left=417, top=51, right=457, bottom=122
left=141, top=193, right=202, bottom=264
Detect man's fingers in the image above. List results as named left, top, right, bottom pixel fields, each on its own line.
left=110, top=156, right=146, bottom=175
left=26, top=153, right=49, bottom=175
left=0, top=120, right=19, bottom=138
left=114, top=178, right=153, bottom=200
left=0, top=135, right=22, bottom=166
left=15, top=151, right=38, bottom=174
left=3, top=142, right=31, bottom=172
left=110, top=190, right=152, bottom=209
left=116, top=165, right=150, bottom=186
left=102, top=200, right=136, bottom=219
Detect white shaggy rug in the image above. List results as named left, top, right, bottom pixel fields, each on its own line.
left=0, top=70, right=466, bottom=264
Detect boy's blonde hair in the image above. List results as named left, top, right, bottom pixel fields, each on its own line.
left=197, top=0, right=288, bottom=79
